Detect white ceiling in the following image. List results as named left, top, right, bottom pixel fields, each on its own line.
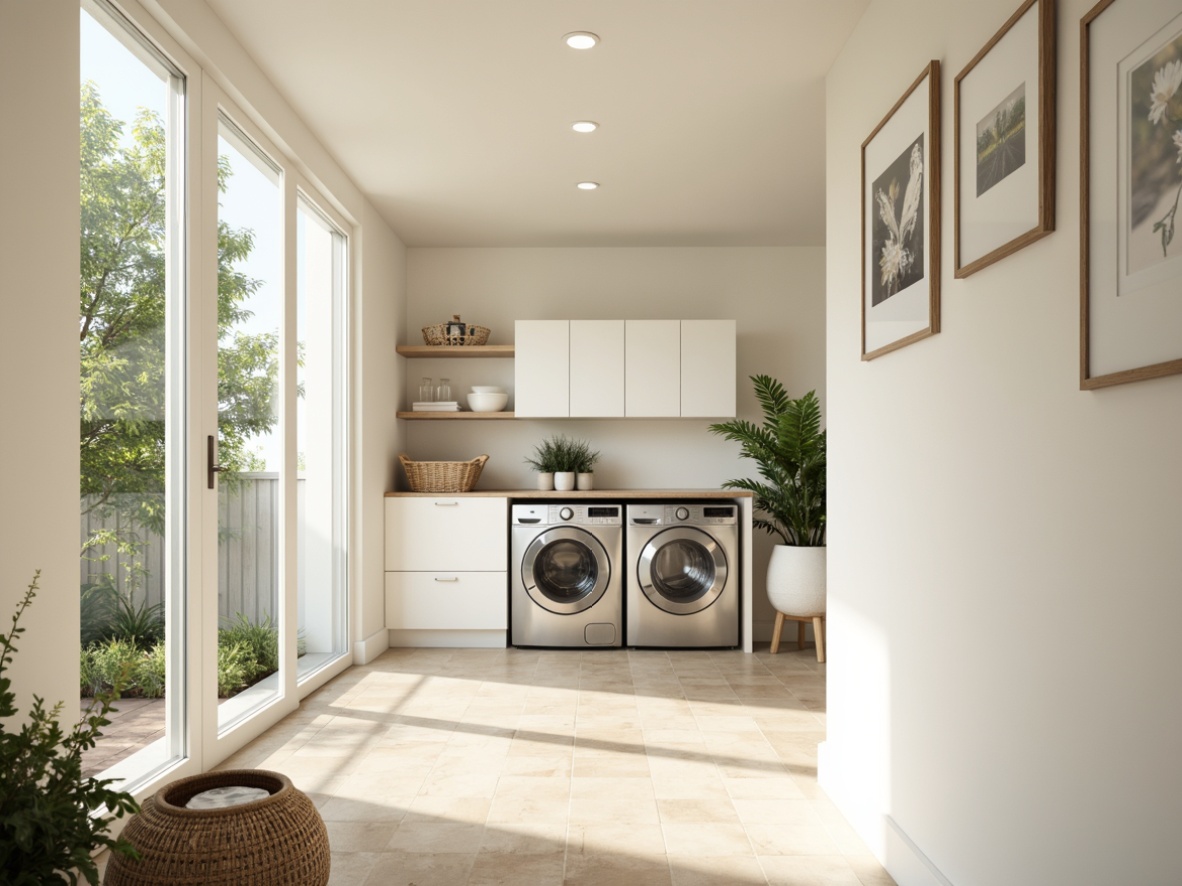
left=203, top=0, right=868, bottom=247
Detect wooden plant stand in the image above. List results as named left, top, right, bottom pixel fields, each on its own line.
left=770, top=612, right=825, bottom=663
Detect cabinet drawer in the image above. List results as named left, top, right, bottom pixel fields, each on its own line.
left=385, top=497, right=507, bottom=571
left=385, top=572, right=508, bottom=630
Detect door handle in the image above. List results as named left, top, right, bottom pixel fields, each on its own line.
left=434, top=501, right=459, bottom=507
left=207, top=435, right=228, bottom=489
left=434, top=576, right=459, bottom=583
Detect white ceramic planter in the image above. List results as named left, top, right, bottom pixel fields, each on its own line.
left=536, top=472, right=554, bottom=491
left=554, top=471, right=576, bottom=492
left=766, top=545, right=826, bottom=616
left=576, top=472, right=594, bottom=490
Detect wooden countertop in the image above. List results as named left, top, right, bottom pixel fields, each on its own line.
left=385, top=488, right=753, bottom=499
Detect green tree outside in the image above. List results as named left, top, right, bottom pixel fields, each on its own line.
left=80, top=82, right=277, bottom=595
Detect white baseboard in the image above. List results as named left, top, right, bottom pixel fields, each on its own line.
left=387, top=629, right=507, bottom=649
left=353, top=627, right=391, bottom=664
left=818, top=741, right=952, bottom=886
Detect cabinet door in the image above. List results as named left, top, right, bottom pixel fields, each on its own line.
left=625, top=320, right=680, bottom=417
left=384, top=572, right=508, bottom=630
left=570, top=320, right=625, bottom=417
left=514, top=320, right=569, bottom=417
left=385, top=497, right=507, bottom=571
left=681, top=320, right=736, bottom=417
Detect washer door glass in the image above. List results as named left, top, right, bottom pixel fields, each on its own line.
left=523, top=527, right=610, bottom=615
left=637, top=527, right=727, bottom=615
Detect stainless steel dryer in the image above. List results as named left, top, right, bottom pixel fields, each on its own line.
left=626, top=503, right=739, bottom=648
left=511, top=503, right=623, bottom=648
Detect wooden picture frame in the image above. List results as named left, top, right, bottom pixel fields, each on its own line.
left=954, top=0, right=1056, bottom=277
left=862, top=61, right=941, bottom=361
left=1081, top=0, right=1182, bottom=388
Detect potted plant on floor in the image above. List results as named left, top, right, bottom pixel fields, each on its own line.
left=1, top=571, right=141, bottom=884
left=709, top=376, right=827, bottom=656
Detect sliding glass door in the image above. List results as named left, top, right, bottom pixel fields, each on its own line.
left=211, top=113, right=285, bottom=732
left=79, top=0, right=188, bottom=785
left=81, top=0, right=351, bottom=786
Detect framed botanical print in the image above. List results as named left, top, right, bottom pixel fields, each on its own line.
left=862, top=61, right=941, bottom=361
left=954, top=0, right=1056, bottom=277
left=1082, top=0, right=1182, bottom=388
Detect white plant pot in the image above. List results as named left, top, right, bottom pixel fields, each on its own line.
left=766, top=545, right=826, bottom=617
left=576, top=472, right=594, bottom=491
left=554, top=471, right=576, bottom=492
left=536, top=472, right=554, bottom=491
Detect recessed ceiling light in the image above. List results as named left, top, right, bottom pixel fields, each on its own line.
left=571, top=121, right=598, bottom=133
left=576, top=181, right=600, bottom=190
left=563, top=31, right=599, bottom=50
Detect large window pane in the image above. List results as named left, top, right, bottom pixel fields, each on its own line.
left=79, top=0, right=185, bottom=783
left=296, top=197, right=348, bottom=678
left=215, top=118, right=283, bottom=731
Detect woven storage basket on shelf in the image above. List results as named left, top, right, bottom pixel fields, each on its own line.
left=103, top=769, right=329, bottom=886
left=399, top=453, right=489, bottom=493
left=422, top=314, right=490, bottom=346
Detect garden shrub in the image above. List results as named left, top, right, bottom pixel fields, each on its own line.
left=80, top=613, right=280, bottom=698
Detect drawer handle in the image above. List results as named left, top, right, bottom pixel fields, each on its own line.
left=434, top=501, right=459, bottom=507
left=434, top=576, right=459, bottom=583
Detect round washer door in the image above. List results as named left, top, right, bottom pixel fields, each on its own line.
left=636, top=526, right=728, bottom=615
left=522, top=527, right=611, bottom=615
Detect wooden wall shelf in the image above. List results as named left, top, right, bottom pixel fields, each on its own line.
left=396, top=345, right=514, bottom=359
left=396, top=411, right=516, bottom=421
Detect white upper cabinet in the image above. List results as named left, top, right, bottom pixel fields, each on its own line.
left=681, top=320, right=736, bottom=417
left=515, top=318, right=735, bottom=419
left=514, top=320, right=569, bottom=417
left=625, top=321, right=681, bottom=417
left=570, top=320, right=625, bottom=417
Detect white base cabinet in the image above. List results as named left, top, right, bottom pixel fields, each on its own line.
left=384, top=497, right=508, bottom=646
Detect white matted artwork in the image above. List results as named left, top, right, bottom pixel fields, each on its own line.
left=955, top=0, right=1056, bottom=277
left=1083, top=0, right=1182, bottom=388
left=862, top=61, right=941, bottom=360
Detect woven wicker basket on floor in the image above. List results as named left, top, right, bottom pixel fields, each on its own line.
left=399, top=453, right=489, bottom=492
left=103, top=769, right=329, bottom=886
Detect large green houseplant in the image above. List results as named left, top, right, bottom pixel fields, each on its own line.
left=708, top=375, right=826, bottom=546
left=1, top=571, right=141, bottom=884
left=709, top=375, right=828, bottom=658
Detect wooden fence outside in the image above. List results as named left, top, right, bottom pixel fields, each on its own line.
left=80, top=473, right=288, bottom=626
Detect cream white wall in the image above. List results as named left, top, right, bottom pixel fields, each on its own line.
left=355, top=209, right=406, bottom=659
left=824, top=2, right=1182, bottom=884
left=404, top=246, right=825, bottom=638
left=0, top=2, right=81, bottom=724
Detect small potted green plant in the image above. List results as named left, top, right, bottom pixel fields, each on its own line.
left=573, top=439, right=601, bottom=490
left=524, top=435, right=562, bottom=490
left=2, top=571, right=141, bottom=884
left=525, top=435, right=599, bottom=492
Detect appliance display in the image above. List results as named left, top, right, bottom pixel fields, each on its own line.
left=511, top=503, right=623, bottom=648
left=626, top=503, right=739, bottom=648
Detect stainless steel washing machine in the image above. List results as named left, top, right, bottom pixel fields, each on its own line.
left=626, top=503, right=739, bottom=648
left=511, top=503, right=623, bottom=648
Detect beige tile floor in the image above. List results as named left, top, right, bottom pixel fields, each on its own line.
left=209, top=645, right=895, bottom=886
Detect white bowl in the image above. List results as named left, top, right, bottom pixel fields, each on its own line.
left=467, top=392, right=509, bottom=412
left=470, top=385, right=505, bottom=394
